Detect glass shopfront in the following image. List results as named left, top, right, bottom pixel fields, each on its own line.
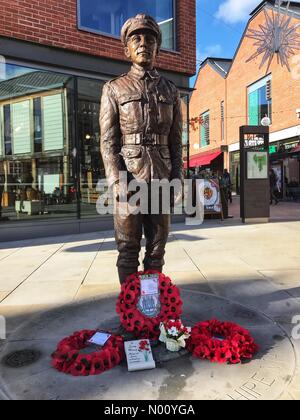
left=0, top=63, right=105, bottom=222
left=230, top=151, right=240, bottom=194
left=0, top=62, right=189, bottom=224
left=78, top=0, right=176, bottom=50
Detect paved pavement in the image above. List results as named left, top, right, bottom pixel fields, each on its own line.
left=0, top=199, right=300, bottom=400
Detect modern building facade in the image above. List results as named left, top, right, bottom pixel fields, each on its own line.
left=0, top=0, right=196, bottom=241
left=189, top=0, right=300, bottom=195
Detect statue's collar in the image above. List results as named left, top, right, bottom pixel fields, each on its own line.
left=129, top=64, right=160, bottom=80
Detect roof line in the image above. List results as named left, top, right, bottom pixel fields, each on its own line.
left=194, top=0, right=300, bottom=84
left=251, top=1, right=300, bottom=17
left=225, top=1, right=300, bottom=79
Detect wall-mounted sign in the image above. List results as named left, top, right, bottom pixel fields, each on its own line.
left=269, top=145, right=277, bottom=154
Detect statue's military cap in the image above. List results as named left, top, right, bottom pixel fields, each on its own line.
left=121, top=14, right=162, bottom=48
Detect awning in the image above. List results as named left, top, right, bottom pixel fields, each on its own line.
left=184, top=151, right=222, bottom=169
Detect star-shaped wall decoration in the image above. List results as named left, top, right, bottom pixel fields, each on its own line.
left=246, top=0, right=300, bottom=73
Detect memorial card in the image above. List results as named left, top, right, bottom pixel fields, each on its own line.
left=87, top=332, right=111, bottom=347
left=137, top=274, right=161, bottom=318
left=125, top=339, right=156, bottom=372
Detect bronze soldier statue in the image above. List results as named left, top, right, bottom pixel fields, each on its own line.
left=100, top=14, right=183, bottom=284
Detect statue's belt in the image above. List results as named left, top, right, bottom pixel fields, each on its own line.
left=122, top=133, right=169, bottom=146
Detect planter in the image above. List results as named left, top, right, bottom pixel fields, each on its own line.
left=166, top=339, right=181, bottom=352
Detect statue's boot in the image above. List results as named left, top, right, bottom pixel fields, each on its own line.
left=118, top=267, right=138, bottom=285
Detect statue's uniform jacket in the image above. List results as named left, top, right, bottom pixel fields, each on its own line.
left=100, top=64, right=183, bottom=280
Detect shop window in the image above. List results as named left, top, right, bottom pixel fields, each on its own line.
left=248, top=76, right=272, bottom=126
left=200, top=111, right=210, bottom=148
left=78, top=0, right=176, bottom=50
left=42, top=94, right=65, bottom=151
left=4, top=105, right=12, bottom=155
left=78, top=77, right=105, bottom=217
left=33, top=98, right=43, bottom=153
left=11, top=100, right=31, bottom=155
left=0, top=63, right=77, bottom=222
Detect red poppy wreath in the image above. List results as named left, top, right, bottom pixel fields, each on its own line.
left=187, top=320, right=259, bottom=364
left=116, top=271, right=183, bottom=340
left=51, top=330, right=124, bottom=376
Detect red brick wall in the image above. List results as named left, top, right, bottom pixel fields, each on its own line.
left=227, top=9, right=300, bottom=143
left=0, top=0, right=196, bottom=76
left=189, top=6, right=300, bottom=168
left=189, top=63, right=226, bottom=155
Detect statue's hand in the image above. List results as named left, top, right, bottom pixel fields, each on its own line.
left=113, top=182, right=134, bottom=202
left=113, top=182, right=121, bottom=201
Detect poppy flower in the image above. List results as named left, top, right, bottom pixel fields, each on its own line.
left=215, top=347, right=232, bottom=364
left=90, top=358, right=104, bottom=376
left=70, top=360, right=89, bottom=377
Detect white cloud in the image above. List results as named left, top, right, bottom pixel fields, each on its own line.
left=215, top=0, right=259, bottom=24
left=198, top=44, right=223, bottom=63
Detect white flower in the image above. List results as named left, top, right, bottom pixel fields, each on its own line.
left=168, top=327, right=178, bottom=337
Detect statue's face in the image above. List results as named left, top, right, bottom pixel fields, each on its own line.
left=125, top=30, right=158, bottom=68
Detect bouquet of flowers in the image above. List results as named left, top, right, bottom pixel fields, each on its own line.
left=138, top=340, right=151, bottom=362
left=159, top=320, right=191, bottom=352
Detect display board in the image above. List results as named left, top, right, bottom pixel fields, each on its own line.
left=240, top=126, right=270, bottom=223
left=203, top=178, right=223, bottom=218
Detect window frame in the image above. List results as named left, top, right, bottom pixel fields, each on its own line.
left=247, top=74, right=272, bottom=126
left=200, top=110, right=210, bottom=148
left=77, top=0, right=178, bottom=52
left=221, top=101, right=225, bottom=143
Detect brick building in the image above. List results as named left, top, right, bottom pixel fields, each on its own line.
left=0, top=0, right=196, bottom=241
left=189, top=0, right=300, bottom=195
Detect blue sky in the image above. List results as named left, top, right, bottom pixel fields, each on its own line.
left=190, top=0, right=272, bottom=86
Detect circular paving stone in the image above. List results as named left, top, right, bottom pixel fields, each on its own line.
left=0, top=291, right=296, bottom=400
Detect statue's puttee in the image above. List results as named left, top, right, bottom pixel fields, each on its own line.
left=100, top=14, right=183, bottom=284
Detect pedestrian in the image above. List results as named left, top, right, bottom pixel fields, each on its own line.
left=270, top=169, right=279, bottom=205
left=222, top=169, right=232, bottom=204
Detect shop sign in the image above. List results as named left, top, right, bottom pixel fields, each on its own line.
left=244, top=135, right=265, bottom=149
left=285, top=141, right=299, bottom=151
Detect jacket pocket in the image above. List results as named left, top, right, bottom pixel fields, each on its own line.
left=119, top=94, right=144, bottom=127
left=120, top=146, right=143, bottom=175
left=159, top=147, right=172, bottom=172
left=157, top=96, right=173, bottom=127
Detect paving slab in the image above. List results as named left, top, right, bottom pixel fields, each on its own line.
left=0, top=281, right=81, bottom=306
left=0, top=292, right=295, bottom=401
left=0, top=292, right=9, bottom=302
left=0, top=218, right=300, bottom=399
